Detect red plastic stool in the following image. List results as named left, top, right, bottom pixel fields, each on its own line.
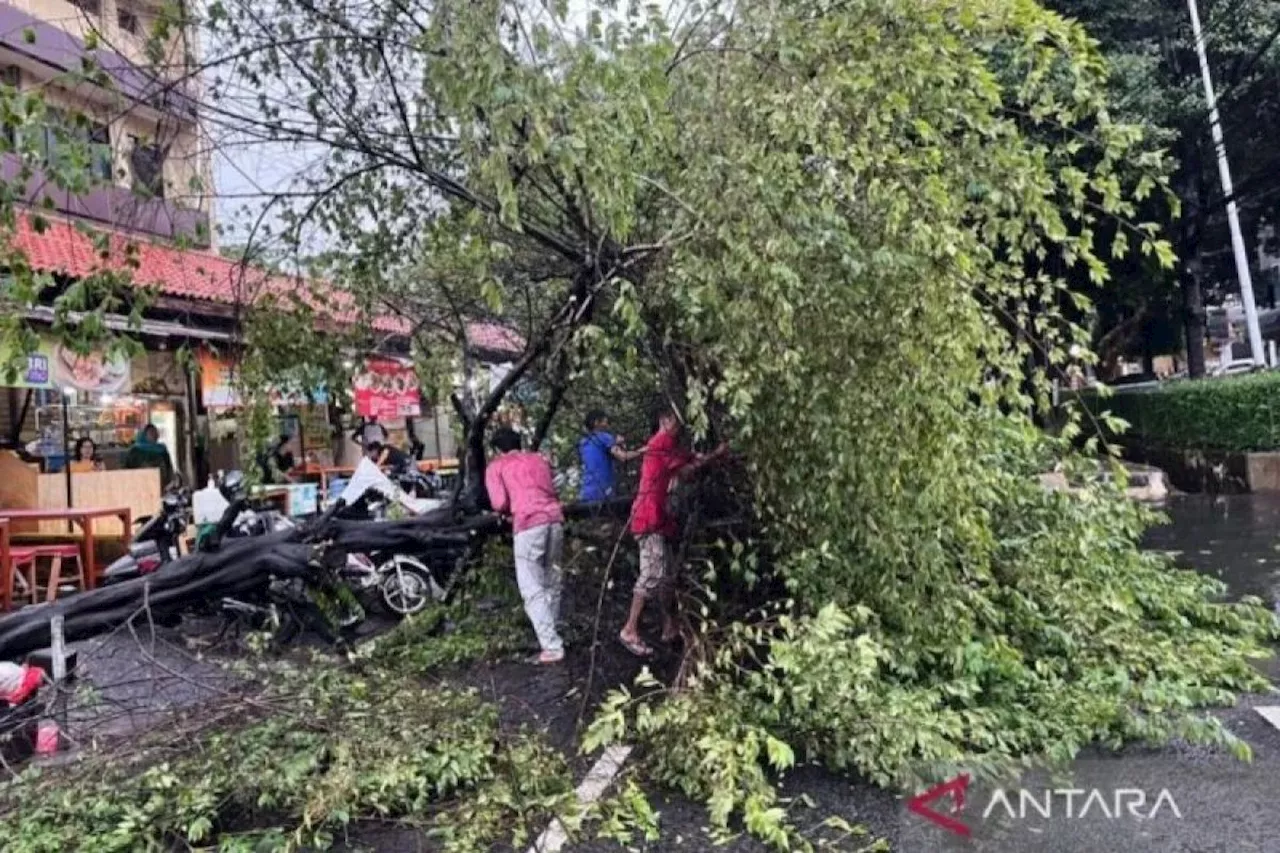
left=8, top=547, right=40, bottom=606
left=29, top=544, right=86, bottom=602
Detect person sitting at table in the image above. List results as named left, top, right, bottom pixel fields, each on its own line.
left=71, top=437, right=103, bottom=472
left=123, top=424, right=174, bottom=488
left=257, top=434, right=296, bottom=485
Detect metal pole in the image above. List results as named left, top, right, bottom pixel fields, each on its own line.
left=1188, top=0, right=1266, bottom=367
left=433, top=406, right=443, bottom=463
left=60, top=390, right=72, bottom=510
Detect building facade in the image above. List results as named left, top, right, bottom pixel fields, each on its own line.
left=0, top=0, right=212, bottom=245
left=0, top=0, right=218, bottom=480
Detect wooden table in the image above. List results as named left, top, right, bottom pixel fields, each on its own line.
left=0, top=507, right=132, bottom=609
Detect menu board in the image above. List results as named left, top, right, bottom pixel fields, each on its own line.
left=293, top=405, right=331, bottom=452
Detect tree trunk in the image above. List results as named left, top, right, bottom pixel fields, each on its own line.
left=456, top=268, right=602, bottom=509
left=1181, top=258, right=1208, bottom=378
left=1176, top=145, right=1208, bottom=378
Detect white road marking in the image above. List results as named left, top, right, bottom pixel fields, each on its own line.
left=528, top=744, right=633, bottom=853
left=1254, top=706, right=1280, bottom=731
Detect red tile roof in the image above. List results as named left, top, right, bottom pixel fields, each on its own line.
left=8, top=213, right=526, bottom=355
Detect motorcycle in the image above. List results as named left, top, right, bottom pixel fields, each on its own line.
left=193, top=470, right=293, bottom=553
left=100, top=476, right=191, bottom=586
left=331, top=459, right=448, bottom=616
left=216, top=542, right=364, bottom=649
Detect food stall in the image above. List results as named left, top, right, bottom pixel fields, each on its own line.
left=198, top=347, right=335, bottom=477
left=0, top=338, right=162, bottom=534
left=28, top=342, right=188, bottom=476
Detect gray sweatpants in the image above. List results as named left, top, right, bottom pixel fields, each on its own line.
left=513, top=522, right=565, bottom=653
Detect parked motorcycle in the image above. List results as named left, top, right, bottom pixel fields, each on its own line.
left=100, top=476, right=191, bottom=586
left=332, top=459, right=448, bottom=616
left=193, top=470, right=292, bottom=553
left=337, top=494, right=445, bottom=616
left=215, top=504, right=362, bottom=647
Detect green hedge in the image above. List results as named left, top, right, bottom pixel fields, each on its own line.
left=1086, top=372, right=1280, bottom=453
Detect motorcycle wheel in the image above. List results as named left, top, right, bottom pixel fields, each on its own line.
left=378, top=556, right=442, bottom=616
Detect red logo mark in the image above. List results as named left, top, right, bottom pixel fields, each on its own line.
left=908, top=773, right=972, bottom=838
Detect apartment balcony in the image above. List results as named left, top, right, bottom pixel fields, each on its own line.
left=0, top=2, right=197, bottom=124
left=1, top=153, right=210, bottom=245
left=0, top=2, right=208, bottom=245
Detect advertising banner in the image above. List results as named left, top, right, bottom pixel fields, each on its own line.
left=353, top=357, right=421, bottom=419
left=0, top=337, right=133, bottom=392
left=200, top=348, right=329, bottom=410
left=199, top=349, right=238, bottom=409
left=48, top=341, right=132, bottom=394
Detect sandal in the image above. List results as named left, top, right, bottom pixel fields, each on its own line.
left=532, top=649, right=565, bottom=665
left=619, top=633, right=654, bottom=658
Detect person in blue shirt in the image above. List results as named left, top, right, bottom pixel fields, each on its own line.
left=578, top=410, right=645, bottom=502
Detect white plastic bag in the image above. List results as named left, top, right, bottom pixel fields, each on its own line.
left=192, top=481, right=231, bottom=524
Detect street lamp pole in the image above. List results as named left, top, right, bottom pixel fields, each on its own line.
left=1187, top=0, right=1266, bottom=366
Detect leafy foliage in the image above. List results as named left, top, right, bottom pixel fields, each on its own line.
left=1089, top=372, right=1280, bottom=452
left=189, top=0, right=1277, bottom=844
left=0, top=660, right=575, bottom=852
left=1046, top=0, right=1280, bottom=375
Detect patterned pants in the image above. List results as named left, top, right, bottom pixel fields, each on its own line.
left=636, top=533, right=674, bottom=597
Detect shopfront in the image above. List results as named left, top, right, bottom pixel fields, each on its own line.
left=197, top=347, right=335, bottom=476
left=1, top=335, right=192, bottom=478
left=0, top=335, right=172, bottom=532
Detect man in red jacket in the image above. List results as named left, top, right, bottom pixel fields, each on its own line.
left=619, top=407, right=727, bottom=657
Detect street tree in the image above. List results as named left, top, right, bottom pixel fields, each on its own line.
left=1047, top=0, right=1280, bottom=375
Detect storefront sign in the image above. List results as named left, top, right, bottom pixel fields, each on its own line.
left=353, top=357, right=421, bottom=419
left=199, top=349, right=329, bottom=410
left=199, top=349, right=238, bottom=409
left=4, top=348, right=53, bottom=389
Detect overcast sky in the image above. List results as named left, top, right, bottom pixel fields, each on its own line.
left=207, top=0, right=693, bottom=252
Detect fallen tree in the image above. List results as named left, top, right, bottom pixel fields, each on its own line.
left=0, top=497, right=635, bottom=660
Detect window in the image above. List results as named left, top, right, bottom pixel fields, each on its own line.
left=117, top=9, right=139, bottom=35
left=38, top=108, right=113, bottom=182
left=129, top=137, right=166, bottom=198
left=68, top=0, right=101, bottom=16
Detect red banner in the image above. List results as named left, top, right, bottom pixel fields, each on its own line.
left=353, top=358, right=421, bottom=419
